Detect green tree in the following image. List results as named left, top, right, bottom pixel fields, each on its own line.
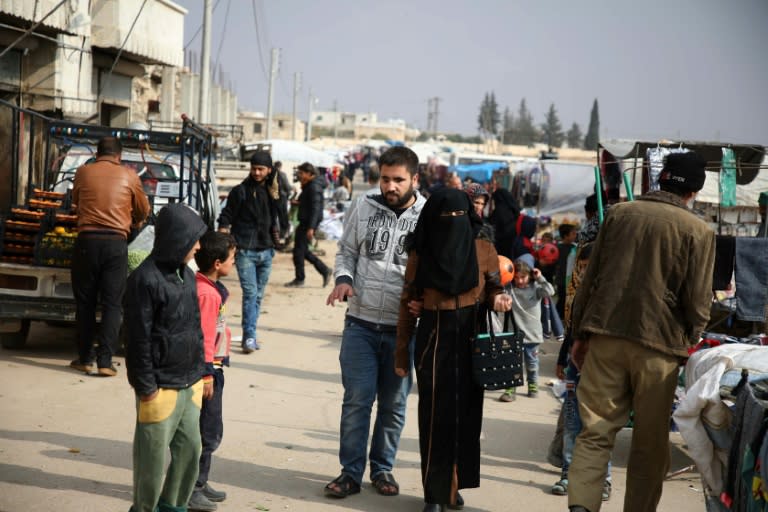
left=566, top=122, right=583, bottom=148
left=540, top=103, right=564, bottom=148
left=500, top=107, right=514, bottom=145
left=583, top=98, right=600, bottom=150
left=477, top=91, right=500, bottom=139
left=512, top=98, right=537, bottom=146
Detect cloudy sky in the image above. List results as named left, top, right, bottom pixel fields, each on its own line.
left=175, top=0, right=768, bottom=144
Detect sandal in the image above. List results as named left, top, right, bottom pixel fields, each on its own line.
left=324, top=473, right=360, bottom=498
left=371, top=472, right=399, bottom=496
left=551, top=478, right=568, bottom=496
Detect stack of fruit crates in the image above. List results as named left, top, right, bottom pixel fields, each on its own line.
left=0, top=189, right=78, bottom=267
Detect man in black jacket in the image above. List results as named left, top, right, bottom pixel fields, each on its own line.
left=286, top=162, right=331, bottom=287
left=218, top=151, right=280, bottom=353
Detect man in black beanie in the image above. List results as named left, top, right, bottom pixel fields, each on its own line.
left=566, top=151, right=715, bottom=512
left=218, top=150, right=280, bottom=353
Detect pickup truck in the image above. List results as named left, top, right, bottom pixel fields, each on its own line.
left=0, top=100, right=219, bottom=348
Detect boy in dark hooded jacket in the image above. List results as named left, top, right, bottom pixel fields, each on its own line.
left=125, top=203, right=208, bottom=512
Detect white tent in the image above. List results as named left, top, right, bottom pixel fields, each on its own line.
left=244, top=139, right=339, bottom=168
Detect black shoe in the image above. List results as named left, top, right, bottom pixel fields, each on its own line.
left=322, top=269, right=332, bottom=288
left=188, top=489, right=217, bottom=511
left=200, top=482, right=226, bottom=502
left=284, top=279, right=305, bottom=288
left=423, top=505, right=444, bottom=512
left=570, top=506, right=591, bottom=512
left=446, top=492, right=464, bottom=510
left=69, top=359, right=94, bottom=374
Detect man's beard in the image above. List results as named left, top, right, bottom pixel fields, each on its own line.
left=385, top=185, right=414, bottom=208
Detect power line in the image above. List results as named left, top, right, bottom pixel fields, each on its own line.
left=183, top=0, right=222, bottom=50
left=0, top=0, right=68, bottom=60
left=250, top=0, right=270, bottom=85
left=213, top=0, right=231, bottom=84
left=97, top=0, right=149, bottom=98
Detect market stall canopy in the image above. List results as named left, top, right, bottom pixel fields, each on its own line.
left=449, top=162, right=508, bottom=184
left=243, top=139, right=339, bottom=168
left=599, top=140, right=766, bottom=185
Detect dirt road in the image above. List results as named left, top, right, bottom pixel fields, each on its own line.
left=0, top=231, right=705, bottom=512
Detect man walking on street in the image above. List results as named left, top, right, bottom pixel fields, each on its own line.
left=324, top=146, right=425, bottom=499
left=218, top=150, right=280, bottom=353
left=285, top=162, right=331, bottom=287
left=567, top=152, right=716, bottom=512
left=70, top=136, right=149, bottom=376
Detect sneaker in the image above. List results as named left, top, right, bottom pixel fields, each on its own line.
left=284, top=279, right=305, bottom=288
left=242, top=338, right=258, bottom=353
left=69, top=359, right=94, bottom=374
left=199, top=483, right=227, bottom=502
left=528, top=383, right=538, bottom=398
left=551, top=478, right=568, bottom=496
left=96, top=365, right=118, bottom=377
left=322, top=269, right=332, bottom=288
left=602, top=480, right=612, bottom=501
left=498, top=388, right=516, bottom=402
left=188, top=489, right=217, bottom=511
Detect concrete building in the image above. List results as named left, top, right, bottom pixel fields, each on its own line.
left=0, top=0, right=236, bottom=131
left=354, top=118, right=420, bottom=142
left=308, top=110, right=419, bottom=142
left=309, top=110, right=376, bottom=131
left=239, top=111, right=306, bottom=142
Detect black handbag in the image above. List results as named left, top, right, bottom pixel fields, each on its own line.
left=471, top=308, right=524, bottom=390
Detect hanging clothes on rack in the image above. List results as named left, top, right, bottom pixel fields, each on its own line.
left=734, top=238, right=768, bottom=321
left=646, top=146, right=690, bottom=191
left=720, top=148, right=737, bottom=208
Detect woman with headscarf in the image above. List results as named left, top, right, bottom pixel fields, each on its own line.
left=394, top=188, right=513, bottom=512
left=464, top=182, right=495, bottom=243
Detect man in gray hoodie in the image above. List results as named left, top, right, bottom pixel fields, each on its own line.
left=324, top=146, right=425, bottom=500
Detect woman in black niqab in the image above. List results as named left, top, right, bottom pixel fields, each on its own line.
left=408, top=188, right=482, bottom=296
left=489, top=188, right=520, bottom=257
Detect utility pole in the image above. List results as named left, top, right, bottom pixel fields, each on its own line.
left=306, top=87, right=315, bottom=142
left=426, top=98, right=434, bottom=136
left=292, top=72, right=301, bottom=141
left=265, top=47, right=279, bottom=140
left=333, top=100, right=338, bottom=145
left=432, top=97, right=441, bottom=137
left=198, top=0, right=212, bottom=123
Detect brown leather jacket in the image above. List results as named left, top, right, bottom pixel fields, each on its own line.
left=72, top=157, right=150, bottom=238
left=395, top=238, right=503, bottom=369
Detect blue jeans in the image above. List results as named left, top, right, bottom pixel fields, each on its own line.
left=235, top=248, right=274, bottom=341
left=561, top=362, right=611, bottom=480
left=523, top=343, right=540, bottom=386
left=338, top=318, right=413, bottom=484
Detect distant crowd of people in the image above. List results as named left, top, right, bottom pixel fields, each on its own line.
left=70, top=139, right=722, bottom=512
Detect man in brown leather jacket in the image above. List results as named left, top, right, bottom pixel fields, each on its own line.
left=70, top=136, right=150, bottom=376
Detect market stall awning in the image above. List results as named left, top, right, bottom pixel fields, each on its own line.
left=599, top=140, right=766, bottom=185
left=449, top=162, right=508, bottom=184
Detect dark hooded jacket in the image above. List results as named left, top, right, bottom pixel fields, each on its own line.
left=218, top=175, right=279, bottom=251
left=125, top=204, right=208, bottom=396
left=297, top=176, right=324, bottom=229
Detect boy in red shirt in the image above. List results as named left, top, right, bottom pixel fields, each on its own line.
left=189, top=232, right=236, bottom=511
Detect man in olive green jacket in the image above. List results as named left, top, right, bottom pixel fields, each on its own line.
left=567, top=152, right=716, bottom=512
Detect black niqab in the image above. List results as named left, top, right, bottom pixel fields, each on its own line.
left=409, top=188, right=481, bottom=295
